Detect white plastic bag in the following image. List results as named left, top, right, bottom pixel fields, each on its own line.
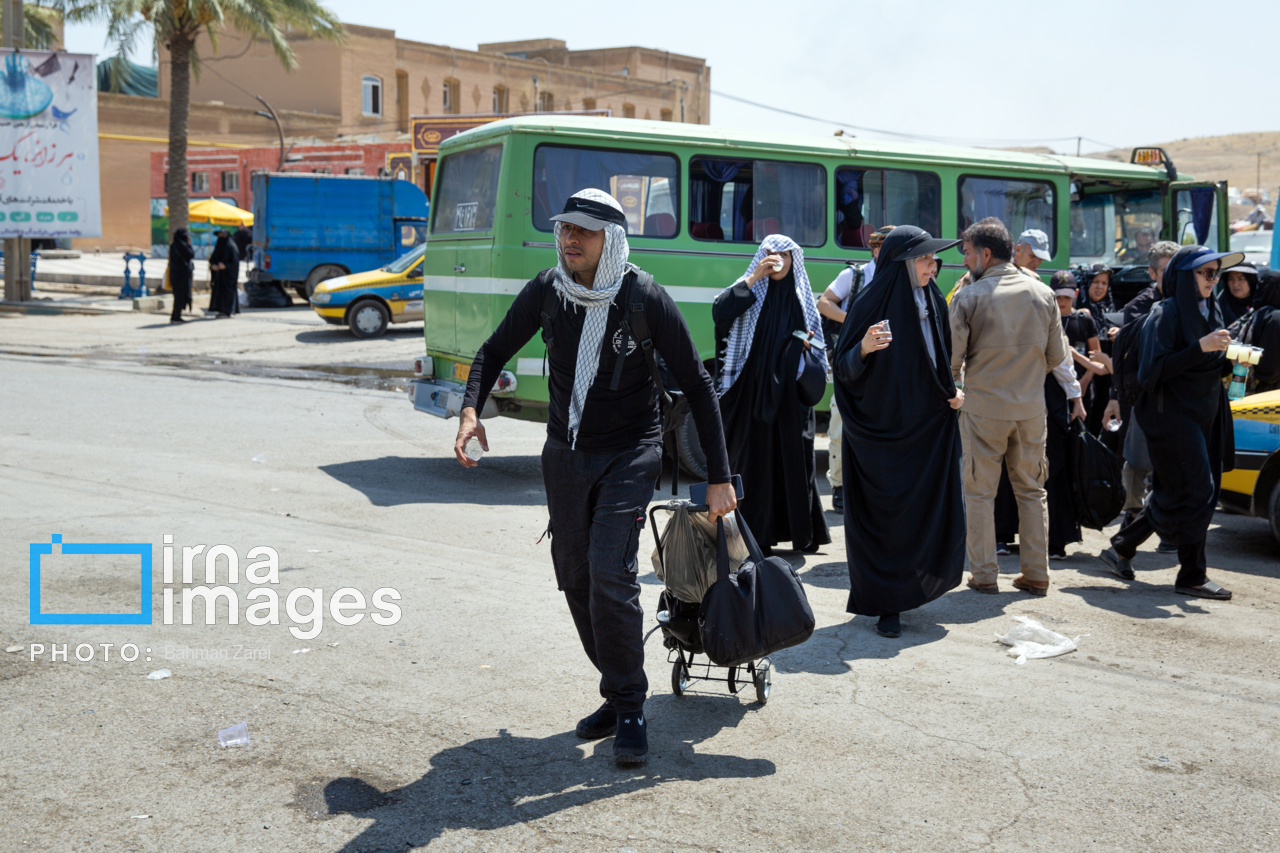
left=995, top=616, right=1082, bottom=665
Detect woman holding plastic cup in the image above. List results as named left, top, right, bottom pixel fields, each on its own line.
left=1100, top=244, right=1245, bottom=598
left=1236, top=270, right=1280, bottom=394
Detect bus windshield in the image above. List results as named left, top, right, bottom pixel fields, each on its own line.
left=1070, top=189, right=1163, bottom=267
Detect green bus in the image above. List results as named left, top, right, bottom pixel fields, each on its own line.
left=409, top=116, right=1228, bottom=471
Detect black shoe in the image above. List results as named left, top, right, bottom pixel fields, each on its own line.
left=831, top=486, right=844, bottom=512
left=614, top=711, right=648, bottom=766
left=169, top=317, right=186, bottom=324
left=876, top=613, right=901, bottom=638
left=996, top=542, right=1011, bottom=556
left=1049, top=550, right=1067, bottom=561
left=1099, top=548, right=1134, bottom=581
left=1120, top=511, right=1136, bottom=529
left=575, top=702, right=616, bottom=740
left=1156, top=540, right=1179, bottom=554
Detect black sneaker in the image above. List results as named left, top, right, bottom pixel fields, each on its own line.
left=831, top=486, right=844, bottom=512
left=575, top=702, right=616, bottom=739
left=1099, top=548, right=1134, bottom=581
left=1049, top=550, right=1067, bottom=561
left=876, top=613, right=901, bottom=638
left=1156, top=540, right=1179, bottom=554
left=996, top=542, right=1011, bottom=556
left=613, top=711, right=648, bottom=766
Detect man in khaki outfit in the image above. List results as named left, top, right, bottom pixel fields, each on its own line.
left=949, top=217, right=1067, bottom=596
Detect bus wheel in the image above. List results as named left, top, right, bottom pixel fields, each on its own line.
left=349, top=299, right=390, bottom=339
left=1269, top=482, right=1280, bottom=547
left=676, top=415, right=708, bottom=481
left=305, top=264, right=346, bottom=299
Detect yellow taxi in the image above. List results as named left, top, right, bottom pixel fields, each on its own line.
left=1222, top=389, right=1280, bottom=544
left=309, top=244, right=425, bottom=338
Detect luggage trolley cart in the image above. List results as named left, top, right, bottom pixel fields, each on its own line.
left=649, top=501, right=772, bottom=705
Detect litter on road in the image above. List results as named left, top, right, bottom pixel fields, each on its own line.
left=995, top=616, right=1082, bottom=664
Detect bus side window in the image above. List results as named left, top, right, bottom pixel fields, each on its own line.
left=689, top=156, right=826, bottom=247
left=957, top=176, right=1056, bottom=252
left=531, top=145, right=680, bottom=238
left=836, top=167, right=941, bottom=248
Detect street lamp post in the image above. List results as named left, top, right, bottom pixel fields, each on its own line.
left=254, top=96, right=289, bottom=171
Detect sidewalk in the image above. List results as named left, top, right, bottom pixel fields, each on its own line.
left=30, top=252, right=248, bottom=289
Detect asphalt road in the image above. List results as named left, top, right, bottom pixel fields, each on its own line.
left=2, top=307, right=1278, bottom=852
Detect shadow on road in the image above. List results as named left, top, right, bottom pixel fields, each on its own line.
left=1055, top=583, right=1210, bottom=619
left=295, top=326, right=423, bottom=344
left=322, top=694, right=774, bottom=851
left=319, top=455, right=545, bottom=506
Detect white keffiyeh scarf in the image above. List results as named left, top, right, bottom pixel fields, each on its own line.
left=718, top=234, right=826, bottom=395
left=552, top=220, right=632, bottom=447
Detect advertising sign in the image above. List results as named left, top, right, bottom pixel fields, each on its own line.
left=0, top=50, right=101, bottom=238
left=410, top=110, right=610, bottom=156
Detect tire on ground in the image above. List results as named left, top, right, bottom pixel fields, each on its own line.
left=348, top=299, right=390, bottom=339
left=1269, top=481, right=1280, bottom=547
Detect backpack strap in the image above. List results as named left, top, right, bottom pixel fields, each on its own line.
left=536, top=268, right=559, bottom=349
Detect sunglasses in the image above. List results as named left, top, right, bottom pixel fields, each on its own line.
left=1195, top=267, right=1221, bottom=282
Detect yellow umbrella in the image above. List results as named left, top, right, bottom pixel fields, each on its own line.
left=167, top=198, right=254, bottom=227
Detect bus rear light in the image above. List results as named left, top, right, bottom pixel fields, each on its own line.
left=413, top=357, right=433, bottom=378
left=263, top=253, right=271, bottom=270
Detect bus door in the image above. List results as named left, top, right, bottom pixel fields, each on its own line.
left=1170, top=180, right=1229, bottom=251
left=425, top=143, right=503, bottom=361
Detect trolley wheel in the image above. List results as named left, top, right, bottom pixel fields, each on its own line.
left=752, top=658, right=771, bottom=705
left=671, top=657, right=690, bottom=696
left=727, top=665, right=740, bottom=694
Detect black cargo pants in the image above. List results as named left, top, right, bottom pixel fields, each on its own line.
left=542, top=436, right=662, bottom=715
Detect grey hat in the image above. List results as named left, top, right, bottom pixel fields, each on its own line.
left=1018, top=229, right=1052, bottom=262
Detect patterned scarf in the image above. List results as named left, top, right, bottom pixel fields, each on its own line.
left=718, top=234, right=826, bottom=395
left=552, top=220, right=632, bottom=447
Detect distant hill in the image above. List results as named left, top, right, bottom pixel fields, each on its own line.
left=1086, top=131, right=1280, bottom=221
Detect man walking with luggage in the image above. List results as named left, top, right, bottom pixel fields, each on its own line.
left=950, top=217, right=1067, bottom=596
left=455, top=189, right=736, bottom=767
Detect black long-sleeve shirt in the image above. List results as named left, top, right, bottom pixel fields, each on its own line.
left=463, top=269, right=732, bottom=484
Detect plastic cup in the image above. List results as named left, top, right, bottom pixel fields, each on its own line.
left=464, top=437, right=484, bottom=462
left=1226, top=341, right=1242, bottom=361
left=218, top=721, right=250, bottom=748
left=1249, top=346, right=1263, bottom=366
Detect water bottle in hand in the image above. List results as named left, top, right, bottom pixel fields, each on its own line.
left=464, top=437, right=484, bottom=462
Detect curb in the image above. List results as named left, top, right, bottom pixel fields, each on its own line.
left=0, top=300, right=129, bottom=316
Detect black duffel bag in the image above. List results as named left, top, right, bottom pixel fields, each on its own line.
left=698, top=514, right=815, bottom=667
left=1068, top=418, right=1126, bottom=530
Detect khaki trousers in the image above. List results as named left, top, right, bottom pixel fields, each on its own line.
left=827, top=402, right=842, bottom=489
left=960, top=410, right=1050, bottom=585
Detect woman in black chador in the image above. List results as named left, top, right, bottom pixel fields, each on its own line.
left=1101, top=244, right=1244, bottom=598
left=168, top=228, right=195, bottom=324
left=207, top=229, right=241, bottom=318
left=714, top=234, right=830, bottom=554
left=831, top=226, right=966, bottom=638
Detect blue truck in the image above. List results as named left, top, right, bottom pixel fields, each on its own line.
left=248, top=173, right=429, bottom=302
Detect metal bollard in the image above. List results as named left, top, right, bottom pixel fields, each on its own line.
left=119, top=252, right=149, bottom=299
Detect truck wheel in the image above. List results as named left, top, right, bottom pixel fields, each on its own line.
left=349, top=299, right=389, bottom=339
left=675, top=415, right=708, bottom=481
left=305, top=264, right=346, bottom=299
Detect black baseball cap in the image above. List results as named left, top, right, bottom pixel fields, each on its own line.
left=549, top=188, right=627, bottom=230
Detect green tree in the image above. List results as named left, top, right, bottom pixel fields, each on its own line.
left=63, top=0, right=341, bottom=235
left=0, top=4, right=62, bottom=48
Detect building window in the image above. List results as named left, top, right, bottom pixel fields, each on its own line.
left=660, top=108, right=673, bottom=122
left=313, top=168, right=332, bottom=175
left=220, top=171, right=239, bottom=192
left=492, top=85, right=508, bottom=114
left=443, top=78, right=460, bottom=115
left=622, top=103, right=635, bottom=119
left=538, top=91, right=554, bottom=113
left=689, top=156, right=827, bottom=247
left=191, top=172, right=209, bottom=193
left=582, top=97, right=596, bottom=112
left=835, top=167, right=942, bottom=248
left=362, top=75, right=382, bottom=116
left=345, top=167, right=365, bottom=176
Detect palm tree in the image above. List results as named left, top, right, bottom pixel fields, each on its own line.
left=0, top=4, right=62, bottom=48
left=62, top=0, right=342, bottom=235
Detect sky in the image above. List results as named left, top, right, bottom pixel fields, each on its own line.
left=60, top=0, right=1280, bottom=155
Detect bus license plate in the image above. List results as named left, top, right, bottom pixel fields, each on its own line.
left=452, top=362, right=470, bottom=382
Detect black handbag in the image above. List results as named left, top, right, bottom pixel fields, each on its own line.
left=1067, top=418, right=1126, bottom=530
left=698, top=514, right=816, bottom=667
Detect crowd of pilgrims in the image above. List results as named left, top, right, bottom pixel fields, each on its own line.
left=712, top=221, right=1277, bottom=638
